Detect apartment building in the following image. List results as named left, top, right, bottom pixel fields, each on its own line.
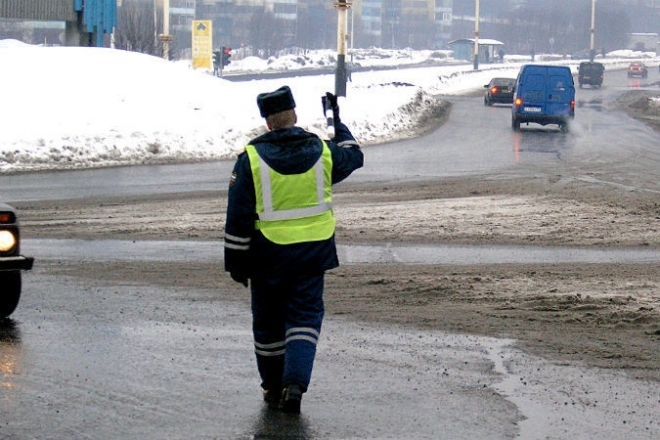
left=348, top=0, right=453, bottom=49
left=4, top=0, right=657, bottom=52
left=193, top=0, right=453, bottom=51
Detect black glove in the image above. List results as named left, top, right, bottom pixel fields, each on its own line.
left=230, top=272, right=248, bottom=288
left=325, top=92, right=340, bottom=125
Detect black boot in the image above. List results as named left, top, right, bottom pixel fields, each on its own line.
left=279, top=384, right=303, bottom=414
left=263, top=389, right=281, bottom=410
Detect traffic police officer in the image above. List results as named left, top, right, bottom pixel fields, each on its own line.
left=224, top=86, right=363, bottom=413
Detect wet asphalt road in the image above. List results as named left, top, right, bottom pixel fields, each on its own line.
left=4, top=259, right=660, bottom=439
left=2, top=68, right=660, bottom=439
left=2, top=271, right=520, bottom=439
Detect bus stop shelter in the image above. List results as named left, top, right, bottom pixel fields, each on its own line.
left=449, top=38, right=505, bottom=63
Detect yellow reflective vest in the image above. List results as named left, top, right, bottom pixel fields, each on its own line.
left=245, top=141, right=335, bottom=245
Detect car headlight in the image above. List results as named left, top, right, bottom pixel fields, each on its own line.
left=0, top=230, right=17, bottom=252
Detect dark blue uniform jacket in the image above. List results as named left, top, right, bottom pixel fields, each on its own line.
left=224, top=123, right=363, bottom=279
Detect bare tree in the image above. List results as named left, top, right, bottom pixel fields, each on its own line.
left=295, top=0, right=338, bottom=50
left=593, top=4, right=631, bottom=54
left=248, top=9, right=286, bottom=57
left=399, top=12, right=435, bottom=49
left=296, top=5, right=323, bottom=49
left=501, top=0, right=630, bottom=56
left=114, top=0, right=158, bottom=55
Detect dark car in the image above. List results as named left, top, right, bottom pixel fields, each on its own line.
left=0, top=202, right=34, bottom=319
left=627, top=62, right=648, bottom=78
left=484, top=77, right=515, bottom=106
left=577, top=61, right=604, bottom=88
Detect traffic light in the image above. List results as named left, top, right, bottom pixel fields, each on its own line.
left=213, top=51, right=221, bottom=70
left=222, top=47, right=232, bottom=67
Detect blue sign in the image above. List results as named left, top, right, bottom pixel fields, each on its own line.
left=74, top=0, right=117, bottom=47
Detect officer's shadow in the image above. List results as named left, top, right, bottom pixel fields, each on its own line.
left=0, top=318, right=20, bottom=342
left=251, top=406, right=312, bottom=440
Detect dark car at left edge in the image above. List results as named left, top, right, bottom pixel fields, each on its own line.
left=484, top=77, right=515, bottom=106
left=0, top=202, right=34, bottom=319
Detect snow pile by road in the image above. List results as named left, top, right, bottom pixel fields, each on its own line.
left=0, top=39, right=657, bottom=173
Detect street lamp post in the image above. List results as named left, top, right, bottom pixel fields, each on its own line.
left=334, top=0, right=351, bottom=97
left=162, top=0, right=171, bottom=60
left=590, top=0, right=596, bottom=61
left=155, top=0, right=172, bottom=60
left=473, top=0, right=480, bottom=70
left=350, top=6, right=354, bottom=54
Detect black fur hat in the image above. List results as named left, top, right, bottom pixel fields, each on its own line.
left=257, top=86, right=296, bottom=118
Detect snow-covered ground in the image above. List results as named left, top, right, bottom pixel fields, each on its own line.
left=0, top=39, right=657, bottom=173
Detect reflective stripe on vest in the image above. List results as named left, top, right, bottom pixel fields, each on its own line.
left=245, top=140, right=335, bottom=245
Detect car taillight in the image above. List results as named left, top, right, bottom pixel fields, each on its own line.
left=490, top=86, right=498, bottom=94
left=0, top=212, right=16, bottom=224
left=514, top=97, right=523, bottom=108
left=570, top=99, right=575, bottom=112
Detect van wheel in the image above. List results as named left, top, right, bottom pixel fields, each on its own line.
left=559, top=122, right=570, bottom=133
left=511, top=116, right=520, bottom=131
left=0, top=271, right=21, bottom=319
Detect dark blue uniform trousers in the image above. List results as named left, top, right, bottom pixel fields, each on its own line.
left=250, top=272, right=325, bottom=393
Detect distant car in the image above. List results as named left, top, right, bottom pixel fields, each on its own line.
left=627, top=62, right=648, bottom=78
left=484, top=77, right=515, bottom=106
left=577, top=61, right=604, bottom=88
left=0, top=203, right=34, bottom=319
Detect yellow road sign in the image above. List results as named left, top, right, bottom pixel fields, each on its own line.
left=192, top=20, right=212, bottom=70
